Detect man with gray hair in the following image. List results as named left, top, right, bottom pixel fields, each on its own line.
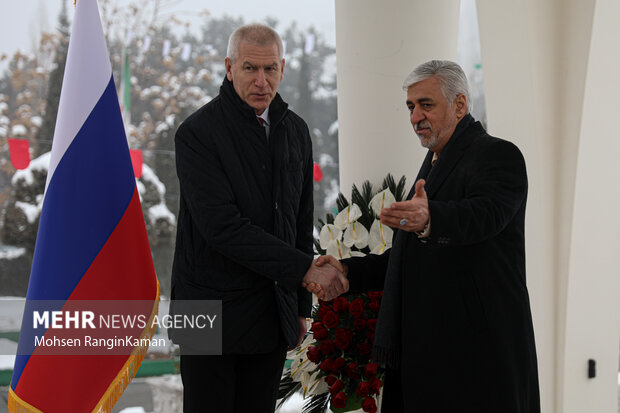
left=172, top=23, right=347, bottom=413
left=312, top=60, right=540, bottom=412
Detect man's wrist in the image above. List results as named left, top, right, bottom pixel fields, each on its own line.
left=415, top=216, right=431, bottom=238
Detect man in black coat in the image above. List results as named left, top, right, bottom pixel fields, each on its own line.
left=171, top=24, right=347, bottom=413
left=312, top=60, right=540, bottom=412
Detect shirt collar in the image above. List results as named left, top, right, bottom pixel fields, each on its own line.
left=257, top=107, right=270, bottom=126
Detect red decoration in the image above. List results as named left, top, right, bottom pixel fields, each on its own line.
left=129, top=149, right=143, bottom=178
left=313, top=162, right=323, bottom=182
left=8, top=138, right=30, bottom=170
left=308, top=293, right=385, bottom=412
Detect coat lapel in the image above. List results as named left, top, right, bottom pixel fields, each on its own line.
left=419, top=116, right=478, bottom=199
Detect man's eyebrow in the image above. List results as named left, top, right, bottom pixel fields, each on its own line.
left=406, top=97, right=433, bottom=105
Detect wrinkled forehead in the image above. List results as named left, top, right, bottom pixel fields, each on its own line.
left=237, top=40, right=282, bottom=63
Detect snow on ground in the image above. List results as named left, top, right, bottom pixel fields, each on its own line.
left=145, top=374, right=182, bottom=413
left=118, top=408, right=148, bottom=413
left=0, top=340, right=17, bottom=368
left=0, top=299, right=24, bottom=332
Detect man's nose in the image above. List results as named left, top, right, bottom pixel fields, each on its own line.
left=410, top=106, right=424, bottom=124
left=255, top=70, right=267, bottom=87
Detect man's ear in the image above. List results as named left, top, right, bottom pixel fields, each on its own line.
left=454, top=94, right=467, bottom=118
left=225, top=57, right=233, bottom=81
left=280, top=58, right=285, bottom=81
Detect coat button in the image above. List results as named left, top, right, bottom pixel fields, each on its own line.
left=275, top=202, right=279, bottom=210
left=262, top=164, right=266, bottom=170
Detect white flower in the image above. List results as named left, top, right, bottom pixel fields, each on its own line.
left=342, top=221, right=369, bottom=249
left=305, top=371, right=329, bottom=396
left=333, top=203, right=362, bottom=230
left=369, top=219, right=393, bottom=254
left=369, top=189, right=396, bottom=216
left=326, top=239, right=350, bottom=259
left=347, top=250, right=367, bottom=258
left=319, top=224, right=342, bottom=250
left=288, top=333, right=317, bottom=384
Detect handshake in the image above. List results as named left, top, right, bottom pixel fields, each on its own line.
left=301, top=255, right=349, bottom=301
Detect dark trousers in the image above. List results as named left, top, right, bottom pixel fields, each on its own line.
left=381, top=367, right=405, bottom=413
left=180, top=344, right=287, bottom=413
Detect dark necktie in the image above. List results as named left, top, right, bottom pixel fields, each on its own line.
left=257, top=117, right=267, bottom=140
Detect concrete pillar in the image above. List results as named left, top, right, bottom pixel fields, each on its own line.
left=472, top=0, right=620, bottom=411
left=562, top=0, right=620, bottom=411
left=335, top=0, right=460, bottom=192
left=335, top=0, right=620, bottom=412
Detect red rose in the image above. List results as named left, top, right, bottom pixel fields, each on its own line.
left=334, top=328, right=352, bottom=350
left=312, top=322, right=328, bottom=340
left=322, top=310, right=340, bottom=329
left=311, top=321, right=324, bottom=331
left=367, top=291, right=382, bottom=301
left=333, top=296, right=350, bottom=313
left=356, top=381, right=370, bottom=398
left=332, top=391, right=347, bottom=409
left=349, top=298, right=365, bottom=317
left=357, top=342, right=371, bottom=356
left=362, top=396, right=378, bottom=413
left=368, top=377, right=382, bottom=395
left=319, top=359, right=332, bottom=372
left=366, top=331, right=375, bottom=343
left=366, top=318, right=377, bottom=332
left=345, top=362, right=360, bottom=379
left=326, top=374, right=337, bottom=386
left=333, top=357, right=346, bottom=371
left=318, top=302, right=331, bottom=318
left=365, top=362, right=378, bottom=378
left=368, top=300, right=380, bottom=312
left=329, top=379, right=345, bottom=395
left=318, top=299, right=332, bottom=306
left=320, top=339, right=337, bottom=355
left=353, top=317, right=366, bottom=331
left=307, top=345, right=322, bottom=363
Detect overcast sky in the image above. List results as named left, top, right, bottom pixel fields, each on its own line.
left=0, top=0, right=336, bottom=69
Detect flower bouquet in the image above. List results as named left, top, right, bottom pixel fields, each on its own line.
left=278, top=174, right=407, bottom=413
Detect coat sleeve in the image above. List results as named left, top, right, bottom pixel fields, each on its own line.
left=296, top=127, right=314, bottom=317
left=175, top=120, right=313, bottom=292
left=341, top=250, right=391, bottom=293
left=427, top=140, right=527, bottom=247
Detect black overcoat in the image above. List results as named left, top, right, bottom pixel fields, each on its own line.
left=345, top=116, right=540, bottom=412
left=171, top=78, right=314, bottom=353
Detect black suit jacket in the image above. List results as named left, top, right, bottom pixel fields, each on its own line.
left=346, top=115, right=540, bottom=412
left=171, top=78, right=314, bottom=353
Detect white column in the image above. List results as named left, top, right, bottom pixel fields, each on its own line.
left=476, top=0, right=620, bottom=411
left=335, top=0, right=460, bottom=193
left=336, top=0, right=620, bottom=412
left=476, top=0, right=563, bottom=411
left=563, top=0, right=620, bottom=411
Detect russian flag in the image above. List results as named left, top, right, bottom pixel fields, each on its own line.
left=8, top=0, right=159, bottom=411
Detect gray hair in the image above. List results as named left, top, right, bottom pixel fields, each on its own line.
left=226, top=23, right=283, bottom=63
left=402, top=60, right=472, bottom=113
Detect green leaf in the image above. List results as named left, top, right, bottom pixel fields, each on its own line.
left=336, top=192, right=350, bottom=212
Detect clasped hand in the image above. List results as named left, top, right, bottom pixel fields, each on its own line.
left=302, top=256, right=348, bottom=301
